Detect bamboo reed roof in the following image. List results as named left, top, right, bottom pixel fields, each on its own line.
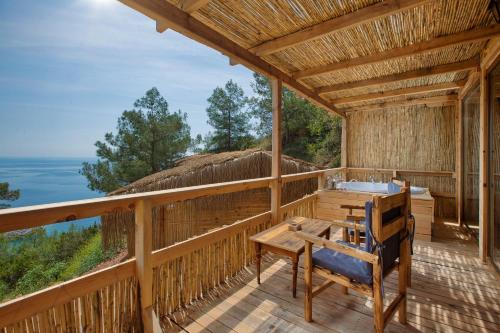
left=121, top=0, right=498, bottom=115
left=110, top=149, right=318, bottom=195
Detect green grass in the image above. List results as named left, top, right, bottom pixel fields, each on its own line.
left=60, top=233, right=105, bottom=280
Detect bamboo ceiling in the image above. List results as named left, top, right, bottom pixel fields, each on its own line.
left=121, top=0, right=498, bottom=114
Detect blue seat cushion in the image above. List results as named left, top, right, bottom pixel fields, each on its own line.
left=312, top=241, right=373, bottom=285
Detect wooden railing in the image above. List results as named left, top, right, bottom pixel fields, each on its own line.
left=0, top=170, right=326, bottom=332
left=0, top=165, right=457, bottom=331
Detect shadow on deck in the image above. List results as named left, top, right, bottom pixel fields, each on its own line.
left=164, top=221, right=499, bottom=333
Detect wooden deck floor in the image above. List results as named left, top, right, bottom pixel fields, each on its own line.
left=165, top=220, right=500, bottom=333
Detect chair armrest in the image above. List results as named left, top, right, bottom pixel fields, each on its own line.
left=329, top=220, right=366, bottom=231
left=296, top=231, right=378, bottom=264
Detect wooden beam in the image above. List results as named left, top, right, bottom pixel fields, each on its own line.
left=271, top=78, right=282, bottom=225
left=249, top=0, right=429, bottom=56
left=118, top=0, right=344, bottom=118
left=318, top=58, right=479, bottom=94
left=344, top=94, right=458, bottom=113
left=294, top=25, right=500, bottom=79
left=456, top=99, right=463, bottom=226
left=156, top=0, right=210, bottom=33
left=459, top=69, right=480, bottom=99
left=478, top=68, right=489, bottom=262
left=331, top=80, right=465, bottom=105
left=179, top=0, right=210, bottom=13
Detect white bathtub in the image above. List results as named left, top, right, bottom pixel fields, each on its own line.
left=336, top=181, right=426, bottom=195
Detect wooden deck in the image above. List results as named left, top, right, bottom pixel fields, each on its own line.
left=164, top=220, right=499, bottom=333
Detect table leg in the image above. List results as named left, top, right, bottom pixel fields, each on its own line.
left=255, top=242, right=261, bottom=284
left=326, top=227, right=331, bottom=240
left=292, top=254, right=298, bottom=298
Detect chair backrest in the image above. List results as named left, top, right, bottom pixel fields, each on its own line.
left=363, top=185, right=411, bottom=271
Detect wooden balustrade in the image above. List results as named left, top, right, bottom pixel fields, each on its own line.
left=0, top=166, right=456, bottom=331
left=0, top=171, right=323, bottom=332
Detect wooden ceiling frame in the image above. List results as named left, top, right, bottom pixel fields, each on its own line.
left=342, top=94, right=458, bottom=113
left=156, top=0, right=210, bottom=32
left=331, top=80, right=466, bottom=105
left=317, top=57, right=480, bottom=94
left=249, top=0, right=430, bottom=57
left=294, top=25, right=500, bottom=80
left=119, top=0, right=345, bottom=118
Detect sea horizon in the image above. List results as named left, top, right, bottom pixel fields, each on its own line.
left=0, top=157, right=102, bottom=234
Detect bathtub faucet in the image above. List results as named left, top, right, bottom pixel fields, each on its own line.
left=368, top=175, right=375, bottom=183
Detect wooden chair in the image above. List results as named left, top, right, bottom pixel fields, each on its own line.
left=297, top=186, right=411, bottom=333
left=340, top=204, right=366, bottom=245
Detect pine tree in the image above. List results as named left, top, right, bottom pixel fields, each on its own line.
left=205, top=80, right=254, bottom=152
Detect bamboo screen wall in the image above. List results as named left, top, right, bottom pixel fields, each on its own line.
left=346, top=105, right=457, bottom=218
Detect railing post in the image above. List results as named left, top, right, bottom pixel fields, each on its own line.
left=135, top=199, right=161, bottom=332
left=271, top=77, right=282, bottom=225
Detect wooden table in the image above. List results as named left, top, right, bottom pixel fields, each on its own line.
left=249, top=216, right=331, bottom=297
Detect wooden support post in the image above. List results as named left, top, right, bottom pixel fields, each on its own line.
left=271, top=78, right=282, bottom=225
left=341, top=118, right=348, bottom=180
left=135, top=199, right=161, bottom=333
left=456, top=99, right=464, bottom=226
left=304, top=241, right=313, bottom=322
left=479, top=68, right=490, bottom=262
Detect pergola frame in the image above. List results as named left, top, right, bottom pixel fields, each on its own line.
left=115, top=0, right=499, bottom=330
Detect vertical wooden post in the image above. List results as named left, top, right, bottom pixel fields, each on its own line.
left=456, top=99, right=464, bottom=226
left=479, top=69, right=490, bottom=262
left=398, top=186, right=410, bottom=324
left=135, top=199, right=161, bottom=333
left=372, top=195, right=384, bottom=333
left=304, top=241, right=313, bottom=322
left=341, top=117, right=348, bottom=180
left=271, top=78, right=282, bottom=225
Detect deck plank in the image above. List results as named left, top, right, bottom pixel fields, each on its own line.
left=166, top=221, right=500, bottom=333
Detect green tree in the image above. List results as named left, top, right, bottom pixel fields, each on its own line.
left=205, top=80, right=254, bottom=152
left=0, top=182, right=20, bottom=209
left=81, top=87, right=192, bottom=193
left=249, top=73, right=342, bottom=165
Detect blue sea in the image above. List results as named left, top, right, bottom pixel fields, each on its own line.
left=0, top=157, right=102, bottom=234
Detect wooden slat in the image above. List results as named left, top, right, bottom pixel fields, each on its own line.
left=0, top=259, right=136, bottom=327
left=318, top=58, right=480, bottom=94
left=294, top=25, right=500, bottom=79
left=382, top=216, right=405, bottom=241
left=118, top=0, right=344, bottom=117
left=0, top=177, right=273, bottom=233
left=344, top=94, right=457, bottom=113
left=248, top=0, right=429, bottom=56
left=331, top=80, right=465, bottom=105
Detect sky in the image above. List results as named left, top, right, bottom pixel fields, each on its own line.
left=0, top=0, right=255, bottom=157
